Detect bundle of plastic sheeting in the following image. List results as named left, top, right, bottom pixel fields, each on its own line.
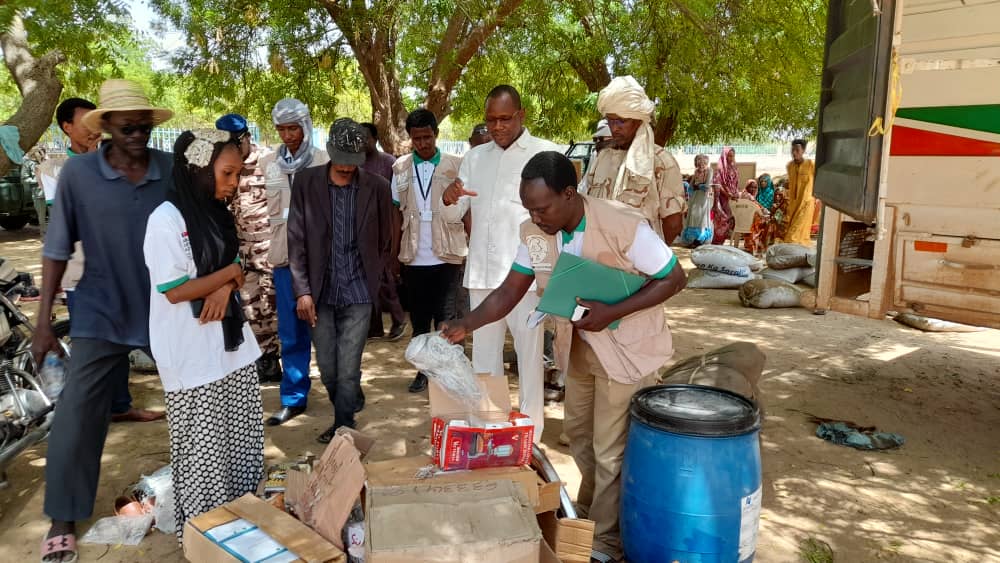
left=405, top=332, right=481, bottom=407
left=765, top=243, right=815, bottom=269
left=739, top=279, right=803, bottom=309
left=659, top=342, right=765, bottom=403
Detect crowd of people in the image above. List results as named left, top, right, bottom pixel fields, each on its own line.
left=677, top=141, right=818, bottom=253
left=22, top=74, right=814, bottom=563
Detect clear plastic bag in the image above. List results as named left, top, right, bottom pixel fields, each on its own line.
left=404, top=333, right=480, bottom=407
left=81, top=514, right=154, bottom=546
left=135, top=465, right=176, bottom=534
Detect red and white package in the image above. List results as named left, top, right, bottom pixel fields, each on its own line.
left=431, top=413, right=534, bottom=471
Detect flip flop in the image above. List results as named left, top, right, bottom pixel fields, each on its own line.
left=40, top=533, right=77, bottom=563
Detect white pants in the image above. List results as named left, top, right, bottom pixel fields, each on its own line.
left=469, top=288, right=545, bottom=443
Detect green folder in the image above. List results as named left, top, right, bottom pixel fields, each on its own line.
left=536, top=252, right=647, bottom=329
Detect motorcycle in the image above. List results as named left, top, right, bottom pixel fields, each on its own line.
left=0, top=258, right=70, bottom=487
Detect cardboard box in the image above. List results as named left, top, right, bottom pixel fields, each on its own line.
left=430, top=373, right=535, bottom=469
left=366, top=479, right=543, bottom=563
left=183, top=493, right=345, bottom=563
left=291, top=434, right=367, bottom=549
left=436, top=411, right=535, bottom=470
left=537, top=512, right=595, bottom=563
left=365, top=454, right=561, bottom=514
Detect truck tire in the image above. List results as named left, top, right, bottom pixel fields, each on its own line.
left=0, top=216, right=29, bottom=231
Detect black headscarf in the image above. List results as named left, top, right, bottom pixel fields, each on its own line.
left=170, top=130, right=246, bottom=351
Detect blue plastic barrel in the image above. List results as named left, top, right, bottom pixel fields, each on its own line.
left=621, top=384, right=762, bottom=563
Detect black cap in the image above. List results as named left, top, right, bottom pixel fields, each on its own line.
left=326, top=118, right=366, bottom=166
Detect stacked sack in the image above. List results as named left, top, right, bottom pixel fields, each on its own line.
left=739, top=243, right=816, bottom=309
left=760, top=244, right=816, bottom=285
left=687, top=245, right=764, bottom=289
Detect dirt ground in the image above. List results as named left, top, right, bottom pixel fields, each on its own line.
left=0, top=225, right=997, bottom=563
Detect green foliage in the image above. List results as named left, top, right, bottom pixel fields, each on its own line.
left=518, top=0, right=828, bottom=144
left=0, top=0, right=136, bottom=96
left=148, top=0, right=371, bottom=128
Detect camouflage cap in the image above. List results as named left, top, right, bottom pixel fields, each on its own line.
left=326, top=118, right=366, bottom=166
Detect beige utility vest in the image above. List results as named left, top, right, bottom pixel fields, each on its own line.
left=262, top=147, right=330, bottom=268
left=520, top=196, right=675, bottom=384
left=393, top=152, right=468, bottom=265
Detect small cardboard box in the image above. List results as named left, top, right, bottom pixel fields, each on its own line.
left=537, top=512, right=596, bottom=563
left=364, top=454, right=561, bottom=514
left=183, top=493, right=345, bottom=563
left=365, top=479, right=543, bottom=563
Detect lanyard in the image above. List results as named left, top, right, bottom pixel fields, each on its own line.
left=414, top=162, right=433, bottom=205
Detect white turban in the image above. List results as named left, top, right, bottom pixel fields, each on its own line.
left=596, top=76, right=657, bottom=197
left=271, top=98, right=315, bottom=174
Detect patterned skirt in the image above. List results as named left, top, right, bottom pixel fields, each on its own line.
left=164, top=363, right=264, bottom=541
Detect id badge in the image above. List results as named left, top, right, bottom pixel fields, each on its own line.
left=420, top=209, right=433, bottom=222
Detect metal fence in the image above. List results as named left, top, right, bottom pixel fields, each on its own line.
left=36, top=124, right=264, bottom=154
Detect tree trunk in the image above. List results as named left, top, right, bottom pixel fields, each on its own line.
left=0, top=16, right=65, bottom=176
left=321, top=1, right=408, bottom=155
left=424, top=0, right=525, bottom=121
left=323, top=0, right=524, bottom=154
left=653, top=111, right=679, bottom=147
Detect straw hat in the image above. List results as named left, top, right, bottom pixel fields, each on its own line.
left=81, top=79, right=174, bottom=133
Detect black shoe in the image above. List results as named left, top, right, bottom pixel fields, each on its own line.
left=266, top=406, right=305, bottom=426
left=317, top=425, right=338, bottom=444
left=408, top=373, right=428, bottom=393
left=386, top=322, right=407, bottom=341
left=256, top=353, right=282, bottom=383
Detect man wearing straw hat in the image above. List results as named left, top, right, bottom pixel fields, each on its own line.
left=585, top=76, right=686, bottom=243
left=32, top=79, right=174, bottom=562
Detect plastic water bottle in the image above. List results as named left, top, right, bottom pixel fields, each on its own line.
left=38, top=352, right=66, bottom=401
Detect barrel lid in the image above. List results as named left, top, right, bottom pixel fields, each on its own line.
left=631, top=384, right=761, bottom=437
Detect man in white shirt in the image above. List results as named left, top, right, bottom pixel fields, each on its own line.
left=442, top=85, right=559, bottom=442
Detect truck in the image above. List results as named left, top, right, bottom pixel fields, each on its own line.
left=0, top=164, right=36, bottom=231
left=814, top=0, right=1000, bottom=328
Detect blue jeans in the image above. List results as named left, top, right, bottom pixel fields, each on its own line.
left=274, top=266, right=313, bottom=408
left=66, top=289, right=131, bottom=415
left=311, top=302, right=371, bottom=429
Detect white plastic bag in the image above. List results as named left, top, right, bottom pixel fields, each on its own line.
left=135, top=465, right=176, bottom=534
left=81, top=514, right=154, bottom=546
left=687, top=269, right=754, bottom=289
left=404, top=333, right=480, bottom=407
left=739, top=279, right=803, bottom=308
left=765, top=243, right=815, bottom=269
left=691, top=245, right=764, bottom=276
left=760, top=266, right=812, bottom=284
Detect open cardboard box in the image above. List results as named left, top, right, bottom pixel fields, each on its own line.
left=183, top=493, right=345, bottom=563
left=429, top=373, right=534, bottom=470
left=365, top=454, right=560, bottom=514
left=366, top=479, right=543, bottom=563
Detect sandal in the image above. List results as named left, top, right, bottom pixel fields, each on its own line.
left=40, top=533, right=77, bottom=563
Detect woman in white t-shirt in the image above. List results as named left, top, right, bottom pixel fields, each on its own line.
left=143, top=129, right=263, bottom=541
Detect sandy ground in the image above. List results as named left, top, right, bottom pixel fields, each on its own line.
left=0, top=226, right=997, bottom=563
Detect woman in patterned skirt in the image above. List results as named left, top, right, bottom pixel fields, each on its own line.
left=143, top=129, right=264, bottom=540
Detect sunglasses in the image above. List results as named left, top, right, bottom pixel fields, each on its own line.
left=117, top=123, right=154, bottom=136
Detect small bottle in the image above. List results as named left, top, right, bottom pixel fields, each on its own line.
left=38, top=352, right=66, bottom=401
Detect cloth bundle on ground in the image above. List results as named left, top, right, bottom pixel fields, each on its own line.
left=659, top=342, right=765, bottom=403
left=739, top=279, right=804, bottom=309
left=765, top=243, right=815, bottom=270
left=760, top=266, right=812, bottom=284
left=816, top=421, right=905, bottom=450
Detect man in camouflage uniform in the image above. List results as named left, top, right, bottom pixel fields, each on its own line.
left=217, top=114, right=282, bottom=382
